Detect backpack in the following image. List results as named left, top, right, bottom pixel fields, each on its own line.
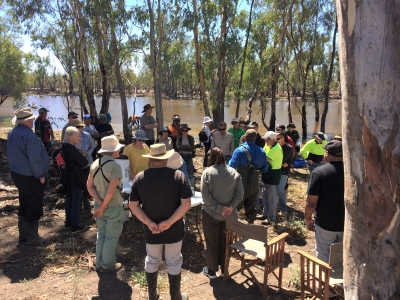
left=56, top=150, right=66, bottom=169
left=198, top=127, right=208, bottom=142
left=93, top=157, right=122, bottom=191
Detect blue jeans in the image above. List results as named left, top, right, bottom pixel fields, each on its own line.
left=277, top=175, right=288, bottom=213
left=262, top=183, right=278, bottom=221
left=315, top=224, right=344, bottom=263
left=183, top=156, right=194, bottom=177
left=307, top=161, right=322, bottom=173
left=65, top=189, right=83, bottom=226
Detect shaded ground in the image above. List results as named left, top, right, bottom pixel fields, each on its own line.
left=0, top=131, right=317, bottom=300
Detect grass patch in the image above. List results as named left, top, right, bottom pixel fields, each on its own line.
left=131, top=271, right=148, bottom=288
left=288, top=263, right=301, bottom=289
left=19, top=278, right=33, bottom=284
left=275, top=215, right=308, bottom=238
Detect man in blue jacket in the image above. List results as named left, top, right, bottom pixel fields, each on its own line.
left=8, top=108, right=49, bottom=245
left=228, top=129, right=268, bottom=223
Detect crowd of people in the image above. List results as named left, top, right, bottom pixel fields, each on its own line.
left=7, top=104, right=344, bottom=297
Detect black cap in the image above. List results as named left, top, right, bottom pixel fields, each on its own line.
left=287, top=123, right=296, bottom=129
left=142, top=104, right=155, bottom=113
left=275, top=124, right=285, bottom=130
left=323, top=140, right=343, bottom=157
left=315, top=132, right=326, bottom=141
left=159, top=126, right=172, bottom=135
left=39, top=108, right=49, bottom=114
left=68, top=111, right=78, bottom=117
left=247, top=121, right=258, bottom=128
left=180, top=124, right=191, bottom=131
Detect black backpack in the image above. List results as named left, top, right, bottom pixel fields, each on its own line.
left=198, top=127, right=208, bottom=142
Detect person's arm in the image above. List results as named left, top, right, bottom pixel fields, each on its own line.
left=305, top=195, right=319, bottom=231
left=129, top=201, right=160, bottom=234
left=87, top=173, right=103, bottom=207
left=201, top=173, right=225, bottom=214
left=27, top=134, right=47, bottom=180
left=189, top=136, right=195, bottom=152
left=157, top=198, right=191, bottom=232
left=92, top=177, right=120, bottom=218
left=228, top=176, right=244, bottom=210
left=229, top=134, right=234, bottom=156
left=282, top=146, right=292, bottom=167
left=300, top=141, right=310, bottom=160
left=90, top=126, right=100, bottom=139
left=228, top=148, right=242, bottom=169
left=86, top=134, right=96, bottom=155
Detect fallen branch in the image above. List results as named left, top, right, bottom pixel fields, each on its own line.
left=0, top=195, right=18, bottom=201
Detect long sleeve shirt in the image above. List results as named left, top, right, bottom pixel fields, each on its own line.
left=228, top=127, right=245, bottom=149
left=201, top=164, right=244, bottom=221
left=7, top=124, right=49, bottom=179
left=75, top=131, right=96, bottom=167
left=211, top=131, right=234, bottom=156
left=300, top=139, right=328, bottom=163
left=228, top=142, right=269, bottom=173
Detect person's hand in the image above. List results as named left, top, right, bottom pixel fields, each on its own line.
left=147, top=222, right=160, bottom=234
left=82, top=152, right=88, bottom=157
left=305, top=218, right=315, bottom=231
left=158, top=220, right=172, bottom=232
left=222, top=206, right=233, bottom=217
left=307, top=160, right=314, bottom=165
left=93, top=206, right=106, bottom=218
left=39, top=177, right=45, bottom=184
left=153, top=123, right=158, bottom=128
left=282, top=163, right=288, bottom=167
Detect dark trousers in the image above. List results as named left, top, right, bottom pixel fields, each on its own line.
left=202, top=210, right=226, bottom=272
left=203, top=141, right=211, bottom=167
left=11, top=171, right=45, bottom=223
left=82, top=167, right=91, bottom=208
left=65, top=189, right=83, bottom=226
left=91, top=148, right=98, bottom=162
left=145, top=140, right=155, bottom=148
left=236, top=191, right=258, bottom=223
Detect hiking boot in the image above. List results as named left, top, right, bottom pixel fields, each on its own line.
left=278, top=211, right=287, bottom=219
left=256, top=214, right=268, bottom=220
left=64, top=222, right=72, bottom=229
left=25, top=220, right=48, bottom=245
left=71, top=225, right=88, bottom=233
left=168, top=273, right=189, bottom=300
left=146, top=271, right=159, bottom=300
left=99, top=263, right=122, bottom=273
left=18, top=217, right=27, bottom=243
left=261, top=219, right=275, bottom=225
left=203, top=267, right=217, bottom=279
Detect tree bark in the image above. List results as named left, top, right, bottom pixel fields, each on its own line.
left=320, top=19, right=337, bottom=133
left=338, top=1, right=400, bottom=298
left=286, top=82, right=292, bottom=123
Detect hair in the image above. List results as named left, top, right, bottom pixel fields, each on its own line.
left=277, top=132, right=289, bottom=143
left=65, top=126, right=80, bottom=139
left=245, top=133, right=257, bottom=142
left=218, top=121, right=227, bottom=127
left=207, top=147, right=226, bottom=167
left=101, top=151, right=115, bottom=156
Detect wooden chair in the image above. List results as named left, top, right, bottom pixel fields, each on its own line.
left=223, top=216, right=288, bottom=298
left=297, top=242, right=344, bottom=300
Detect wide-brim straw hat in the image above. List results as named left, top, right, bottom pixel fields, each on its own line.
left=167, top=152, right=183, bottom=169
left=142, top=143, right=175, bottom=160
left=12, top=108, right=37, bottom=126
left=98, top=136, right=125, bottom=153
left=70, top=119, right=85, bottom=127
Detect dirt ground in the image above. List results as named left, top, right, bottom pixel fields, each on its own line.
left=0, top=131, right=317, bottom=300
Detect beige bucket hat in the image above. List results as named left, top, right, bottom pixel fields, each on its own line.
left=98, top=136, right=125, bottom=153
left=167, top=152, right=183, bottom=169
left=142, top=143, right=174, bottom=160
left=12, top=108, right=37, bottom=126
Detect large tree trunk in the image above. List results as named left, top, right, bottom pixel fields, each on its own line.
left=338, top=1, right=400, bottom=298
left=192, top=0, right=210, bottom=116
left=286, top=82, right=292, bottom=123
left=320, top=19, right=337, bottom=133
left=110, top=29, right=129, bottom=143
left=269, top=65, right=277, bottom=130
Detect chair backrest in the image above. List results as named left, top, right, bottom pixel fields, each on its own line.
left=329, top=242, right=343, bottom=269
left=265, top=233, right=289, bottom=273
left=226, top=215, right=268, bottom=243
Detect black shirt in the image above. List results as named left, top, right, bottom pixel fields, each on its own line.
left=307, top=161, right=345, bottom=232
left=95, top=123, right=113, bottom=147
left=281, top=143, right=293, bottom=175
left=130, top=168, right=192, bottom=244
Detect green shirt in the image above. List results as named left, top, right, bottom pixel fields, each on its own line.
left=264, top=143, right=283, bottom=170
left=228, top=127, right=245, bottom=149
left=300, top=139, right=328, bottom=160
left=90, top=155, right=123, bottom=206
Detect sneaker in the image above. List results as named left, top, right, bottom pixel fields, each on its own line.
left=99, top=263, right=122, bottom=273
left=203, top=267, right=217, bottom=279
left=256, top=214, right=268, bottom=220
left=71, top=225, right=87, bottom=233
left=261, top=219, right=275, bottom=225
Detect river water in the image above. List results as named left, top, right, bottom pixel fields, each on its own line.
left=0, top=95, right=342, bottom=140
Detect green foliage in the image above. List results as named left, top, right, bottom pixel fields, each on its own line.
left=131, top=271, right=148, bottom=288
left=288, top=263, right=301, bottom=289
left=275, top=215, right=308, bottom=238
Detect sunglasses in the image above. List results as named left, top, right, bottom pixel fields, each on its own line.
left=71, top=116, right=78, bottom=119
left=219, top=128, right=226, bottom=131
left=99, top=118, right=106, bottom=121
left=181, top=130, right=188, bottom=132
left=76, top=126, right=84, bottom=128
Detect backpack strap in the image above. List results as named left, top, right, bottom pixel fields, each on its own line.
left=241, top=145, right=256, bottom=170
left=93, top=157, right=122, bottom=191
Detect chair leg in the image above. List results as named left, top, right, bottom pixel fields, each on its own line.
left=263, top=268, right=268, bottom=299
left=224, top=233, right=231, bottom=283
left=278, top=264, right=283, bottom=289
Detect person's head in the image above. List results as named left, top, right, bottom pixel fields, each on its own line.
left=98, top=114, right=107, bottom=124
left=38, top=108, right=49, bottom=118
left=263, top=131, right=277, bottom=146
left=65, top=126, right=81, bottom=145
left=207, top=147, right=225, bottom=167
left=142, top=104, right=154, bottom=115
left=247, top=121, right=259, bottom=132
left=68, top=111, right=79, bottom=123
left=142, top=143, right=174, bottom=168
left=333, top=135, right=342, bottom=142
left=70, top=119, right=85, bottom=132
left=98, top=135, right=125, bottom=158
left=276, top=132, right=288, bottom=146
left=323, top=140, right=343, bottom=162
left=287, top=123, right=296, bottom=132
left=203, top=116, right=212, bottom=127
left=315, top=132, right=326, bottom=144
left=275, top=124, right=285, bottom=133
left=159, top=126, right=171, bottom=139
left=218, top=121, right=227, bottom=133
left=172, top=114, right=181, bottom=125
left=180, top=124, right=191, bottom=135
left=12, top=107, right=36, bottom=128
left=83, top=114, right=93, bottom=125
left=132, top=130, right=148, bottom=148
left=231, top=117, right=240, bottom=129
left=244, top=129, right=257, bottom=142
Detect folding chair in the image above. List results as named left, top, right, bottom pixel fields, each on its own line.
left=297, top=242, right=344, bottom=299
left=223, top=216, right=288, bottom=298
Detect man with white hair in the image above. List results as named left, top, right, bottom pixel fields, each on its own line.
left=129, top=144, right=192, bottom=300
left=257, top=131, right=283, bottom=224
left=7, top=108, right=49, bottom=245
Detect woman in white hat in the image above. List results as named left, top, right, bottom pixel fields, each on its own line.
left=87, top=135, right=125, bottom=273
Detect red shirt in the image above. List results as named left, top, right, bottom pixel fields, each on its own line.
left=168, top=125, right=180, bottom=137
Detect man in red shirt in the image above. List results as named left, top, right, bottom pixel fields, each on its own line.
left=34, top=108, right=54, bottom=154
left=168, top=114, right=181, bottom=151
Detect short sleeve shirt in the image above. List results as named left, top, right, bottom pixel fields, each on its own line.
left=90, top=155, right=123, bottom=206
left=122, top=144, right=150, bottom=177
left=307, top=161, right=345, bottom=232
left=140, top=114, right=156, bottom=140
left=130, top=168, right=192, bottom=244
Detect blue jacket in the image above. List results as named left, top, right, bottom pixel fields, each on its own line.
left=7, top=124, right=49, bottom=179
left=228, top=142, right=269, bottom=173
